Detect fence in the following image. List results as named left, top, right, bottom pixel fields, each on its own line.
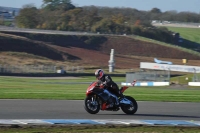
left=193, top=73, right=200, bottom=82
left=0, top=65, right=84, bottom=74
left=126, top=70, right=170, bottom=83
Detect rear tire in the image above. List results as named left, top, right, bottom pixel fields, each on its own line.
left=84, top=95, right=100, bottom=114
left=121, top=96, right=138, bottom=115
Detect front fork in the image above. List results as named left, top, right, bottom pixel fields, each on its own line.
left=89, top=94, right=115, bottom=111
left=96, top=97, right=107, bottom=110
left=91, top=95, right=97, bottom=105
left=93, top=95, right=107, bottom=110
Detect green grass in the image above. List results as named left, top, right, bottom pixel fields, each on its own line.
left=0, top=125, right=199, bottom=133
left=170, top=73, right=200, bottom=84
left=166, top=27, right=200, bottom=44
left=0, top=76, right=200, bottom=102
left=170, top=74, right=194, bottom=84
left=129, top=35, right=200, bottom=57
left=129, top=27, right=200, bottom=58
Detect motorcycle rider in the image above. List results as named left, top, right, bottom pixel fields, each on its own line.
left=94, top=69, right=123, bottom=107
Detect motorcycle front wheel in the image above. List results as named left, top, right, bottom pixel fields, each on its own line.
left=84, top=95, right=100, bottom=114
left=121, top=96, right=138, bottom=115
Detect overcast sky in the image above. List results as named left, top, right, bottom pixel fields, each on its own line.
left=0, top=0, right=199, bottom=13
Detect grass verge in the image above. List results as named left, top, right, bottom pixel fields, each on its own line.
left=166, top=27, right=200, bottom=44
left=0, top=125, right=200, bottom=133
left=129, top=35, right=200, bottom=57
left=0, top=76, right=200, bottom=102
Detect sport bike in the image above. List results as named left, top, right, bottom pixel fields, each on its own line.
left=84, top=80, right=138, bottom=114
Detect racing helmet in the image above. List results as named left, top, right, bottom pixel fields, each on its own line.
left=95, top=69, right=104, bottom=80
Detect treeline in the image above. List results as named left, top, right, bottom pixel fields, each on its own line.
left=15, top=0, right=200, bottom=44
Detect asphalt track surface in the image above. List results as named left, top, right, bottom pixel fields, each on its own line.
left=0, top=100, right=199, bottom=121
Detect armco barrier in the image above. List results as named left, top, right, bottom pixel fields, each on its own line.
left=121, top=82, right=170, bottom=86
left=188, top=82, right=200, bottom=86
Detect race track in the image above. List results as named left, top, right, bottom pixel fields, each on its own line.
left=0, top=100, right=199, bottom=121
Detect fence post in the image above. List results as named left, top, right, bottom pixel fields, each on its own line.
left=193, top=68, right=197, bottom=82
left=168, top=68, right=170, bottom=82
left=54, top=66, right=57, bottom=73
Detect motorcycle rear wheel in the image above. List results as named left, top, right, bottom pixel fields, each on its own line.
left=84, top=95, right=100, bottom=114
left=121, top=96, right=138, bottom=115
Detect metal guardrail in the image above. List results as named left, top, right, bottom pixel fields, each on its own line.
left=0, top=26, right=134, bottom=36
left=193, top=73, right=200, bottom=82
left=0, top=26, right=109, bottom=36
left=0, top=26, right=93, bottom=35
left=126, top=70, right=170, bottom=82
left=0, top=65, right=84, bottom=74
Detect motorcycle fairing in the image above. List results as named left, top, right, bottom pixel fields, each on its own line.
left=120, top=86, right=129, bottom=93
left=120, top=98, right=132, bottom=105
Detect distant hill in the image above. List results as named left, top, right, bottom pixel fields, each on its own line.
left=1, top=31, right=200, bottom=70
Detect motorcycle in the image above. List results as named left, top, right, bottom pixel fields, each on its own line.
left=84, top=80, right=138, bottom=114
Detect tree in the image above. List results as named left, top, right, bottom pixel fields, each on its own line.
left=150, top=8, right=162, bottom=14
left=15, top=4, right=40, bottom=28
left=42, top=0, right=75, bottom=11
left=111, top=14, right=126, bottom=24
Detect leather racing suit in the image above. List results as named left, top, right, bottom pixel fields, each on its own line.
left=96, top=74, right=121, bottom=98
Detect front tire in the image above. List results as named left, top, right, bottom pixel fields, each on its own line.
left=84, top=95, right=100, bottom=114
left=121, top=96, right=138, bottom=115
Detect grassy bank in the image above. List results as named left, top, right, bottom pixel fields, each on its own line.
left=0, top=125, right=199, bottom=133
left=0, top=76, right=200, bottom=102
left=166, top=27, right=200, bottom=44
